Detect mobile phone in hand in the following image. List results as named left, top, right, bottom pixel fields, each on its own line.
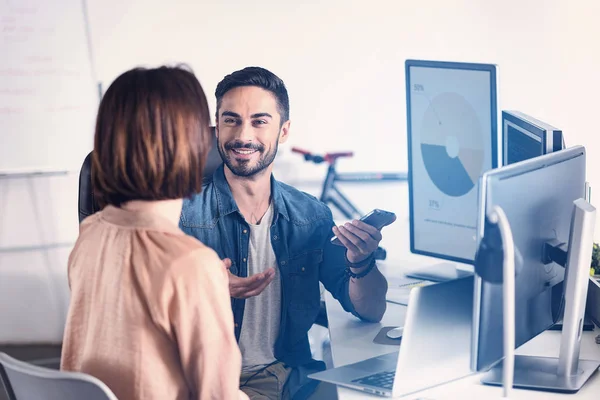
left=331, top=209, right=396, bottom=246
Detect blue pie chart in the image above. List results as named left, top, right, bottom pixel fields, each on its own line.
left=420, top=92, right=484, bottom=197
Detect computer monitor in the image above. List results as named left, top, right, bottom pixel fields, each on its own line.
left=502, top=110, right=565, bottom=166
left=405, top=59, right=498, bottom=264
left=472, top=145, right=599, bottom=392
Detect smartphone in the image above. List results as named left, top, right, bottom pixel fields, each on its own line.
left=331, top=209, right=396, bottom=246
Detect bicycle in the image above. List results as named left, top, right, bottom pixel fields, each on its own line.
left=291, top=147, right=408, bottom=260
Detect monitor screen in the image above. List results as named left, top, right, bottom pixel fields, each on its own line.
left=505, top=122, right=543, bottom=165
left=406, top=60, right=498, bottom=264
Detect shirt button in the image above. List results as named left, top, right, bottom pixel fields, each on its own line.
left=273, top=235, right=278, bottom=240
left=242, top=229, right=248, bottom=234
left=243, top=258, right=247, bottom=262
left=281, top=260, right=286, bottom=266
left=301, top=267, right=305, bottom=272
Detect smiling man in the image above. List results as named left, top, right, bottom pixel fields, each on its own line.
left=179, top=67, right=389, bottom=400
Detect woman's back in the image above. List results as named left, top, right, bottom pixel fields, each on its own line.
left=61, top=205, right=242, bottom=399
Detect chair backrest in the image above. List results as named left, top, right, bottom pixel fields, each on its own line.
left=78, top=151, right=100, bottom=223
left=0, top=352, right=118, bottom=400
left=78, top=127, right=222, bottom=223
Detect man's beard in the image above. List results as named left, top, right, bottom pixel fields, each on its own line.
left=218, top=138, right=279, bottom=177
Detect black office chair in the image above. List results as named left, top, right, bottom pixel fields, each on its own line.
left=78, top=151, right=101, bottom=223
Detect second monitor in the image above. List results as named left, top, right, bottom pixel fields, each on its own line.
left=472, top=145, right=599, bottom=393
left=502, top=110, right=565, bottom=166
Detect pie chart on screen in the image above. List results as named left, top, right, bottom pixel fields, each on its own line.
left=420, top=92, right=485, bottom=197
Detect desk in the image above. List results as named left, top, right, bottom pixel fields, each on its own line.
left=325, top=260, right=600, bottom=399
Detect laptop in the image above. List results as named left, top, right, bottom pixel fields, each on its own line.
left=308, top=276, right=475, bottom=397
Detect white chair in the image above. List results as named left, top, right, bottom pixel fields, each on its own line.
left=0, top=352, right=118, bottom=400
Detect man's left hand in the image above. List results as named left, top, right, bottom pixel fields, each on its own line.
left=333, top=220, right=384, bottom=264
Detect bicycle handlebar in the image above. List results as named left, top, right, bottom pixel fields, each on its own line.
left=291, top=147, right=354, bottom=164
left=290, top=147, right=310, bottom=155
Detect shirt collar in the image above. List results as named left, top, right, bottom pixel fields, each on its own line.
left=99, top=205, right=184, bottom=235
left=212, top=164, right=290, bottom=222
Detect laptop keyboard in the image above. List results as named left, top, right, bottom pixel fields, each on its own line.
left=351, top=370, right=395, bottom=389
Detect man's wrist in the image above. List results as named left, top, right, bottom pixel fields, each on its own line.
left=346, top=253, right=369, bottom=265
left=345, top=253, right=376, bottom=279
left=346, top=252, right=375, bottom=269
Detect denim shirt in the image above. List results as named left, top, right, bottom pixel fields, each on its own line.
left=179, top=166, right=361, bottom=370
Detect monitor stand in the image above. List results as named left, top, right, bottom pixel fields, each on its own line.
left=405, top=262, right=472, bottom=282
left=481, top=199, right=600, bottom=393
left=481, top=356, right=599, bottom=393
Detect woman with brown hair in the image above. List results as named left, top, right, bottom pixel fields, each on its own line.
left=61, top=66, right=247, bottom=400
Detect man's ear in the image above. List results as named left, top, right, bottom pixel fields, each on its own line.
left=278, top=120, right=291, bottom=144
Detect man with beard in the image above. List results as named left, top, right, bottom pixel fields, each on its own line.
left=180, top=66, right=390, bottom=400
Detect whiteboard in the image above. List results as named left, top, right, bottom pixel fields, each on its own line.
left=0, top=0, right=98, bottom=174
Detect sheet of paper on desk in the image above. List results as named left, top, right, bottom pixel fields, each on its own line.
left=386, top=277, right=436, bottom=306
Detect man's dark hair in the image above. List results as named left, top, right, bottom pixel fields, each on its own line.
left=215, top=66, right=289, bottom=124
left=92, top=65, right=211, bottom=206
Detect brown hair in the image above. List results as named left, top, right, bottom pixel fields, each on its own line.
left=91, top=65, right=211, bottom=207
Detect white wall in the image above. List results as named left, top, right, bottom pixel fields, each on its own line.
left=87, top=0, right=600, bottom=231
left=1, top=0, right=599, bottom=343
left=86, top=0, right=600, bottom=180
left=0, top=174, right=76, bottom=343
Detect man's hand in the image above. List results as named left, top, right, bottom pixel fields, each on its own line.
left=332, top=219, right=392, bottom=263
left=222, top=258, right=275, bottom=299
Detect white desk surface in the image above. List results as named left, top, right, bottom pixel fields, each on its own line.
left=325, top=259, right=600, bottom=399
